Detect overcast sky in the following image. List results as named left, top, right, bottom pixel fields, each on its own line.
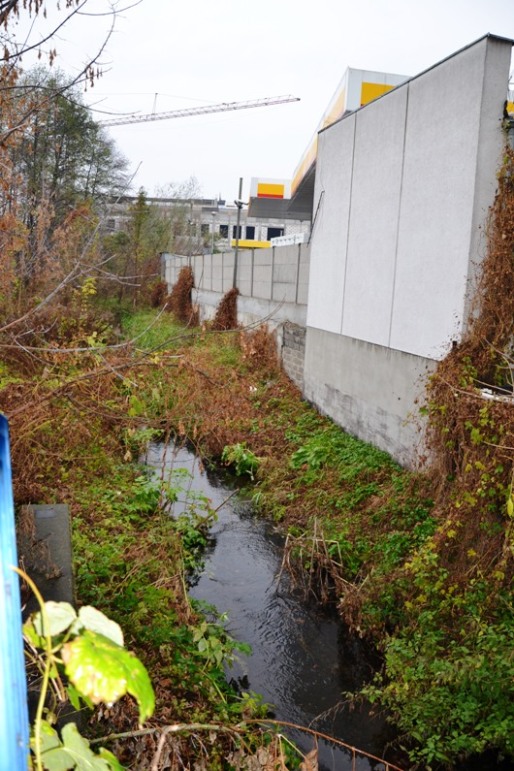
left=14, top=0, right=514, bottom=201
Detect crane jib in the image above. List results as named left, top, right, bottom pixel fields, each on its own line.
left=98, top=95, right=300, bottom=127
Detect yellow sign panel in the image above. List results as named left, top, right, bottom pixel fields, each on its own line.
left=257, top=183, right=285, bottom=199
left=231, top=239, right=271, bottom=249
left=360, top=81, right=397, bottom=106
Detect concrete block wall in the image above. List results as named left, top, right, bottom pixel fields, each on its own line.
left=281, top=323, right=306, bottom=389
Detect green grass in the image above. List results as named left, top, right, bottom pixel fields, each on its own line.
left=120, top=308, right=187, bottom=352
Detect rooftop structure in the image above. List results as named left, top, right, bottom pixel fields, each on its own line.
left=249, top=67, right=410, bottom=221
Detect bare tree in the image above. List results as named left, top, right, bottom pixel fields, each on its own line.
left=0, top=0, right=136, bottom=326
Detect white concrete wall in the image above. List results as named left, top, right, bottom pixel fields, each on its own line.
left=304, top=35, right=512, bottom=466
left=307, top=35, right=511, bottom=361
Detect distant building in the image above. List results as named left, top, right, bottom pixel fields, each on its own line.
left=103, top=70, right=412, bottom=256
left=103, top=194, right=309, bottom=255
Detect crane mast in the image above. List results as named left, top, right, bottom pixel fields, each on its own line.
left=100, top=95, right=300, bottom=127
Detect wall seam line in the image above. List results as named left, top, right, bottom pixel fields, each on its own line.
left=387, top=83, right=410, bottom=348
left=340, top=114, right=358, bottom=335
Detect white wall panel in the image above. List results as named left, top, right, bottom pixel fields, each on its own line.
left=389, top=39, right=490, bottom=357
left=341, top=87, right=407, bottom=345
left=306, top=115, right=356, bottom=333
left=309, top=35, right=512, bottom=361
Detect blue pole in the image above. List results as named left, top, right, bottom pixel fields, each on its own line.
left=0, top=415, right=30, bottom=770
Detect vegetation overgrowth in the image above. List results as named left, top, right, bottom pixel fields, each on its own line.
left=2, top=299, right=307, bottom=768
left=1, top=3, right=513, bottom=759
left=3, top=280, right=514, bottom=768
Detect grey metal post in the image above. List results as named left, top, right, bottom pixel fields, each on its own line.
left=232, top=177, right=243, bottom=289
left=295, top=243, right=301, bottom=304
left=211, top=211, right=216, bottom=255
left=271, top=246, right=275, bottom=301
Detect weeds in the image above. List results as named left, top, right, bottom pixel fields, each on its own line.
left=6, top=206, right=514, bottom=770
left=221, top=442, right=260, bottom=479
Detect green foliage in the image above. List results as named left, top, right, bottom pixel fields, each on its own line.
left=364, top=607, right=514, bottom=768
left=290, top=424, right=395, bottom=475
left=70, top=446, right=265, bottom=751
left=37, top=722, right=123, bottom=771
left=222, top=443, right=260, bottom=479
left=172, top=505, right=217, bottom=572
left=192, top=618, right=251, bottom=669
left=23, top=592, right=154, bottom=770
left=14, top=67, right=128, bottom=218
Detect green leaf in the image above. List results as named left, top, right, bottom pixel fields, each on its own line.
left=35, top=722, right=121, bottom=771
left=36, top=720, right=62, bottom=753
left=66, top=682, right=93, bottom=712
left=77, top=606, right=124, bottom=647
left=97, top=748, right=126, bottom=771
left=40, top=747, right=75, bottom=771
left=507, top=497, right=514, bottom=518
left=57, top=723, right=111, bottom=770
left=36, top=720, right=73, bottom=771
left=23, top=619, right=45, bottom=649
left=34, top=601, right=77, bottom=637
left=62, top=630, right=155, bottom=723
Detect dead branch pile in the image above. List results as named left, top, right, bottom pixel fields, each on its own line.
left=166, top=267, right=198, bottom=326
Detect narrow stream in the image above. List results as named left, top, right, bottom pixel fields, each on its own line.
left=145, top=441, right=399, bottom=771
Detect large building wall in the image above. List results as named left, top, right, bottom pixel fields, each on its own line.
left=304, top=35, right=512, bottom=466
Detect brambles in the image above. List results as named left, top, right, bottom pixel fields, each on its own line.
left=150, top=280, right=168, bottom=308
left=364, top=143, right=514, bottom=766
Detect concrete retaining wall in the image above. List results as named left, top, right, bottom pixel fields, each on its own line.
left=163, top=243, right=310, bottom=306
left=303, top=328, right=436, bottom=467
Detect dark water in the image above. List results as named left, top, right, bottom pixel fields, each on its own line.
left=144, top=441, right=400, bottom=771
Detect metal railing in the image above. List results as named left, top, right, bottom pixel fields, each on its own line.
left=0, top=415, right=29, bottom=769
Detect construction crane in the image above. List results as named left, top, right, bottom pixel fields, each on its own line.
left=100, top=95, right=300, bottom=127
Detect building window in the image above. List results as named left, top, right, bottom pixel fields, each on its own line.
left=232, top=225, right=242, bottom=239
left=219, top=225, right=228, bottom=238
left=245, top=226, right=255, bottom=239
left=267, top=227, right=284, bottom=239
left=201, top=224, right=209, bottom=236
left=106, top=218, right=116, bottom=231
